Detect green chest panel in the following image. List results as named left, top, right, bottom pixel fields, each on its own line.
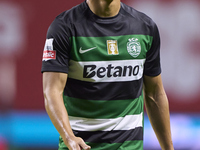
left=70, top=34, right=153, bottom=62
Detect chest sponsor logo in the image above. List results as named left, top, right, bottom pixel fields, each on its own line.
left=68, top=60, right=145, bottom=82
left=107, top=40, right=119, bottom=55
left=79, top=47, right=97, bottom=54
left=83, top=64, right=140, bottom=78
left=42, top=38, right=56, bottom=61
left=127, top=38, right=141, bottom=58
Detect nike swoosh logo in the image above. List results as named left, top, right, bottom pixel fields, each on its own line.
left=79, top=47, right=97, bottom=54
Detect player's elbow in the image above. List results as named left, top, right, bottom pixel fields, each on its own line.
left=43, top=90, right=50, bottom=110
left=42, top=85, right=54, bottom=110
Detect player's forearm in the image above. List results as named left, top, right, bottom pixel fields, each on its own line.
left=42, top=72, right=90, bottom=150
left=145, top=91, right=174, bottom=150
left=44, top=91, right=75, bottom=142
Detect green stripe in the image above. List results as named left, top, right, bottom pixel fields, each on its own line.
left=59, top=138, right=143, bottom=150
left=70, top=35, right=153, bottom=61
left=63, top=94, right=144, bottom=119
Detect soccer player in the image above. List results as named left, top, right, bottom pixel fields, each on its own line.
left=41, top=0, right=174, bottom=150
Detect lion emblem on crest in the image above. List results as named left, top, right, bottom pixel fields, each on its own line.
left=127, top=38, right=141, bottom=58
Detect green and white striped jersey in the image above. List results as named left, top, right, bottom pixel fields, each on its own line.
left=42, top=1, right=161, bottom=149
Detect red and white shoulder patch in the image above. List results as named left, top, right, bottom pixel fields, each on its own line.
left=42, top=38, right=56, bottom=61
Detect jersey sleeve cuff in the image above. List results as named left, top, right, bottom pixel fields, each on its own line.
left=41, top=65, right=68, bottom=74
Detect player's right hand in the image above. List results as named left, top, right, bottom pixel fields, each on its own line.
left=65, top=136, right=91, bottom=150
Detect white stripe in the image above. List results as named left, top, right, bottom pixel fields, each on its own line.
left=69, top=113, right=143, bottom=131
left=68, top=59, right=145, bottom=82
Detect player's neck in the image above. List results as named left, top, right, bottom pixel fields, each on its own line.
left=86, top=0, right=121, bottom=17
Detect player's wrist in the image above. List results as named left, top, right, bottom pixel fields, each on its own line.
left=162, top=147, right=174, bottom=150
left=63, top=132, right=76, bottom=141
left=161, top=143, right=174, bottom=150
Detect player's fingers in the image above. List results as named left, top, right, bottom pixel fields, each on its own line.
left=78, top=138, right=91, bottom=150
left=81, top=144, right=91, bottom=150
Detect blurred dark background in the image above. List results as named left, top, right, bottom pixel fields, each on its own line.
left=0, top=0, right=200, bottom=149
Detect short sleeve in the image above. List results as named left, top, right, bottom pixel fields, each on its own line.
left=41, top=17, right=71, bottom=74
left=143, top=22, right=161, bottom=76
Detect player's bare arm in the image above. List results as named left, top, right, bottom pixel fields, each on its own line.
left=43, top=72, right=91, bottom=150
left=143, top=74, right=174, bottom=150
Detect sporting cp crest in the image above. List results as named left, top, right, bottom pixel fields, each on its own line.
left=127, top=38, right=141, bottom=58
